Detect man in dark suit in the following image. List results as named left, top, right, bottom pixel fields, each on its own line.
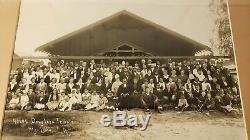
left=8, top=78, right=18, bottom=92
left=91, top=71, right=104, bottom=84
left=154, top=84, right=167, bottom=109
left=117, top=78, right=131, bottom=110
left=141, top=87, right=161, bottom=113
left=65, top=78, right=76, bottom=94
left=153, top=72, right=160, bottom=84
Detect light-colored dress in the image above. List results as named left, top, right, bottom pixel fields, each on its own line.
left=96, top=97, right=108, bottom=111
left=111, top=81, right=122, bottom=94
left=58, top=95, right=69, bottom=109
left=85, top=95, right=100, bottom=110
left=59, top=93, right=78, bottom=111
left=8, top=97, right=19, bottom=109
left=20, top=95, right=29, bottom=109
left=57, top=83, right=67, bottom=91
left=82, top=93, right=91, bottom=105
left=178, top=99, right=189, bottom=107
left=75, top=93, right=83, bottom=104
left=46, top=95, right=59, bottom=110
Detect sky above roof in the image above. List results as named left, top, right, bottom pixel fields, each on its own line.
left=15, top=0, right=220, bottom=56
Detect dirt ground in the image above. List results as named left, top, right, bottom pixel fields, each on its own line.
left=1, top=110, right=248, bottom=140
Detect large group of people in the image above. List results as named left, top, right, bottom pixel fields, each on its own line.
left=6, top=58, right=241, bottom=114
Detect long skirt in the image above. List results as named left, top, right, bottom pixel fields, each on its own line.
left=46, top=101, right=59, bottom=110
left=96, top=104, right=106, bottom=111
left=7, top=103, right=19, bottom=110
left=34, top=103, right=46, bottom=110
left=85, top=102, right=99, bottom=110
left=20, top=101, right=29, bottom=109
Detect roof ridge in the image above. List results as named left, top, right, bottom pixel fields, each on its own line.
left=36, top=10, right=210, bottom=53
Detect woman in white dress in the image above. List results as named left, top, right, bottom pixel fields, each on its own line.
left=72, top=89, right=85, bottom=110
left=20, top=91, right=29, bottom=110
left=58, top=90, right=69, bottom=110
left=7, top=94, right=20, bottom=110
left=96, top=93, right=108, bottom=111
left=82, top=89, right=91, bottom=106
left=57, top=78, right=67, bottom=91
left=59, top=89, right=78, bottom=111
left=85, top=90, right=100, bottom=110
left=111, top=76, right=122, bottom=95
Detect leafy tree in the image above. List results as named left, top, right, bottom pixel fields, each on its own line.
left=209, top=0, right=233, bottom=57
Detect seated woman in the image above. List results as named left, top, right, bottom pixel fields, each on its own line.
left=85, top=90, right=100, bottom=110
left=7, top=94, right=20, bottom=110
left=96, top=93, right=108, bottom=111
left=71, top=89, right=85, bottom=110
left=57, top=78, right=67, bottom=91
left=59, top=88, right=78, bottom=111
left=46, top=88, right=60, bottom=111
left=20, top=91, right=29, bottom=110
left=82, top=89, right=91, bottom=106
left=58, top=90, right=69, bottom=110
left=34, top=90, right=48, bottom=110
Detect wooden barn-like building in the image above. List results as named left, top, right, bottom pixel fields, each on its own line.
left=35, top=10, right=211, bottom=58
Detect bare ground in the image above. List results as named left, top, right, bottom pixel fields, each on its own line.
left=1, top=110, right=248, bottom=140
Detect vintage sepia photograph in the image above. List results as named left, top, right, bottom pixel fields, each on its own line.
left=1, top=0, right=248, bottom=139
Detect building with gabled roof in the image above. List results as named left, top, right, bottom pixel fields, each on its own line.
left=35, top=10, right=211, bottom=57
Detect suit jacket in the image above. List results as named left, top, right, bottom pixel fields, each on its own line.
left=65, top=83, right=76, bottom=94
left=91, top=76, right=103, bottom=84
left=75, top=83, right=85, bottom=93
left=117, top=84, right=131, bottom=97
left=192, top=89, right=201, bottom=99
left=83, top=82, right=95, bottom=92
left=29, top=83, right=37, bottom=91
left=144, top=74, right=153, bottom=81
left=164, top=87, right=173, bottom=99
left=204, top=97, right=215, bottom=106
left=154, top=89, right=164, bottom=99
left=101, top=82, right=112, bottom=94
left=153, top=75, right=160, bottom=84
